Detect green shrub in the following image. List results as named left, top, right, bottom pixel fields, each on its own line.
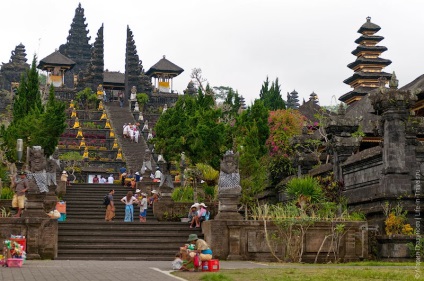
left=171, top=186, right=194, bottom=202
left=1, top=187, right=14, bottom=200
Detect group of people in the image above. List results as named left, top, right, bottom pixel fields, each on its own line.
left=92, top=174, right=114, bottom=184
left=188, top=202, right=210, bottom=228
left=104, top=189, right=159, bottom=222
left=122, top=123, right=140, bottom=143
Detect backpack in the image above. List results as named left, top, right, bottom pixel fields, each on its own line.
left=203, top=211, right=210, bottom=221
left=103, top=194, right=110, bottom=206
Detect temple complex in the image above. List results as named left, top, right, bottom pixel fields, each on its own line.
left=286, top=90, right=300, bottom=109
left=340, top=17, right=392, bottom=105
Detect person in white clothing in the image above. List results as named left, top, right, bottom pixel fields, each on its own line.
left=134, top=128, right=140, bottom=143
left=108, top=174, right=114, bottom=184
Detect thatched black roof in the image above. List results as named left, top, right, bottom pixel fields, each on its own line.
left=103, top=71, right=124, bottom=85
left=146, top=56, right=184, bottom=77
left=351, top=45, right=388, bottom=56
left=358, top=17, right=381, bottom=34
left=347, top=57, right=391, bottom=69
left=37, top=51, right=75, bottom=69
left=343, top=71, right=391, bottom=85
left=354, top=35, right=384, bottom=44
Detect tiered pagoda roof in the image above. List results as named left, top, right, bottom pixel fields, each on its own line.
left=340, top=17, right=392, bottom=105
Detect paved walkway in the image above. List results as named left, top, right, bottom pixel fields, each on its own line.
left=0, top=260, right=269, bottom=281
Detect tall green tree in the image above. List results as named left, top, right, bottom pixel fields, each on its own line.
left=153, top=93, right=227, bottom=169
left=1, top=62, right=67, bottom=161
left=12, top=55, right=43, bottom=122
left=259, top=76, right=285, bottom=111
left=33, top=85, right=67, bottom=156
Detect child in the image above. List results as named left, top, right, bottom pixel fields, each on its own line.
left=138, top=192, right=148, bottom=222
left=172, top=253, right=183, bottom=270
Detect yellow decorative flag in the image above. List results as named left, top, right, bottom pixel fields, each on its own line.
left=73, top=117, right=80, bottom=129
left=79, top=137, right=86, bottom=148
left=100, top=110, right=107, bottom=120
left=76, top=127, right=83, bottom=138
left=116, top=148, right=123, bottom=160
left=83, top=147, right=89, bottom=159
left=110, top=130, right=115, bottom=138
left=71, top=108, right=77, bottom=118
left=105, top=119, right=111, bottom=129
left=112, top=138, right=118, bottom=149
left=98, top=101, right=104, bottom=110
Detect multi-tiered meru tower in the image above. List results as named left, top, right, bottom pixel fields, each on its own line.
left=340, top=17, right=392, bottom=105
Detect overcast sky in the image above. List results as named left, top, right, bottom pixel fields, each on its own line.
left=0, top=0, right=422, bottom=106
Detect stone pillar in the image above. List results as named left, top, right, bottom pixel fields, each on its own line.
left=227, top=225, right=242, bottom=260
left=215, top=150, right=243, bottom=221
left=325, top=104, right=361, bottom=181
left=370, top=81, right=418, bottom=196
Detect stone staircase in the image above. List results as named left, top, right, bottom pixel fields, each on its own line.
left=57, top=183, right=202, bottom=260
left=105, top=102, right=148, bottom=173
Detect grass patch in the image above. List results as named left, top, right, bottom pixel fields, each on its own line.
left=173, top=267, right=419, bottom=281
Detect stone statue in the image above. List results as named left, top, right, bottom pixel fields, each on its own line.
left=138, top=113, right=144, bottom=121
left=147, top=128, right=153, bottom=140
left=140, top=148, right=152, bottom=174
left=46, top=156, right=59, bottom=186
left=142, top=120, right=149, bottom=131
left=218, top=150, right=241, bottom=194
left=130, top=86, right=137, bottom=101
left=162, top=103, right=168, bottom=114
left=28, top=146, right=48, bottom=193
left=159, top=161, right=174, bottom=189
left=134, top=101, right=140, bottom=112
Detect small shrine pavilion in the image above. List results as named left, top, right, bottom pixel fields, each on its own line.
left=37, top=50, right=76, bottom=87
left=146, top=55, right=184, bottom=93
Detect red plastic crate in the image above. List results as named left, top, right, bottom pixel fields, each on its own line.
left=208, top=259, right=219, bottom=271
left=6, top=258, right=23, bottom=268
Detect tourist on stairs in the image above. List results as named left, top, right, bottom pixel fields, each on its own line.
left=105, top=189, right=115, bottom=221
left=121, top=191, right=138, bottom=222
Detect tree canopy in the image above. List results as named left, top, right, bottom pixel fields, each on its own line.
left=259, top=76, right=286, bottom=111
left=0, top=58, right=67, bottom=161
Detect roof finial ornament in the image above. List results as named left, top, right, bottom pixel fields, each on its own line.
left=163, top=55, right=166, bottom=59
left=366, top=16, right=371, bottom=22
left=389, top=71, right=398, bottom=89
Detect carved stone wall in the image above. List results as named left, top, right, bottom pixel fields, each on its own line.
left=202, top=220, right=367, bottom=262
left=0, top=217, right=58, bottom=259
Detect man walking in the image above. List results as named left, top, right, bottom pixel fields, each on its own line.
left=105, top=189, right=115, bottom=222
left=11, top=171, right=29, bottom=217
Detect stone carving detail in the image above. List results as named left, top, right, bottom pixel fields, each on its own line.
left=218, top=150, right=241, bottom=194
left=46, top=156, right=59, bottom=186
left=28, top=146, right=48, bottom=193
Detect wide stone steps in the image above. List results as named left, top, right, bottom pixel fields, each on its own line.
left=57, top=183, right=200, bottom=261
left=105, top=102, right=148, bottom=172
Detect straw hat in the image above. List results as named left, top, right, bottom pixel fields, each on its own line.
left=135, top=172, right=140, bottom=175
left=199, top=203, right=207, bottom=208
left=62, top=171, right=67, bottom=174
left=151, top=190, right=158, bottom=194
left=190, top=204, right=197, bottom=209
left=135, top=189, right=141, bottom=193
left=141, top=193, right=147, bottom=197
